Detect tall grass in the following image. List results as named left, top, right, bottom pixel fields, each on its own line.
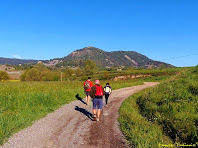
left=0, top=81, right=84, bottom=144
left=136, top=68, right=198, bottom=144
left=119, top=66, right=198, bottom=147
left=119, top=90, right=174, bottom=148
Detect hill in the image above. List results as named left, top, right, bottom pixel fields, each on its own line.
left=56, top=46, right=173, bottom=68
left=0, top=47, right=174, bottom=68
left=0, top=57, right=40, bottom=65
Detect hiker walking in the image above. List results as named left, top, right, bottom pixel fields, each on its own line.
left=90, top=80, right=105, bottom=121
left=104, top=82, right=112, bottom=107
left=83, top=77, right=93, bottom=105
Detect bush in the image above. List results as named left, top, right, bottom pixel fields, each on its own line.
left=0, top=71, right=9, bottom=81
left=83, top=59, right=98, bottom=75
left=21, top=68, right=41, bottom=81
left=192, top=65, right=198, bottom=74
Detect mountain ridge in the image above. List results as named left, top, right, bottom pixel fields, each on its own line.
left=0, top=47, right=174, bottom=68
left=0, top=57, right=41, bottom=65
left=56, top=46, right=173, bottom=68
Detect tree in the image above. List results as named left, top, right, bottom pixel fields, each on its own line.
left=0, top=71, right=9, bottom=81
left=34, top=63, right=48, bottom=71
left=41, top=70, right=53, bottom=81
left=75, top=68, right=83, bottom=77
left=64, top=69, right=75, bottom=80
left=83, top=59, right=98, bottom=75
left=159, top=64, right=165, bottom=70
left=20, top=63, right=54, bottom=81
left=22, top=68, right=41, bottom=81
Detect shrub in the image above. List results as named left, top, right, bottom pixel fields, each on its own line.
left=20, top=63, right=62, bottom=81
left=192, top=65, right=198, bottom=74
left=21, top=68, right=41, bottom=81
left=0, top=71, right=9, bottom=81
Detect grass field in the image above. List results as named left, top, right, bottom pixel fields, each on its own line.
left=80, top=67, right=182, bottom=81
left=0, top=81, right=84, bottom=144
left=119, top=89, right=174, bottom=148
left=119, top=66, right=198, bottom=147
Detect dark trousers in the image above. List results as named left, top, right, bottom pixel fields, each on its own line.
left=105, top=94, right=110, bottom=105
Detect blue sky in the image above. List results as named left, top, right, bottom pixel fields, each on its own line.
left=0, top=0, right=198, bottom=67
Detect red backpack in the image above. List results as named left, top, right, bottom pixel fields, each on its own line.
left=95, top=85, right=103, bottom=96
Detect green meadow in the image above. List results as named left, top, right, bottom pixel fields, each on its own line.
left=0, top=81, right=84, bottom=144
left=119, top=90, right=174, bottom=148
left=119, top=66, right=198, bottom=147
left=80, top=67, right=181, bottom=81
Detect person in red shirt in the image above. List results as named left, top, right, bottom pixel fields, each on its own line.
left=90, top=80, right=105, bottom=121
left=83, top=77, right=93, bottom=105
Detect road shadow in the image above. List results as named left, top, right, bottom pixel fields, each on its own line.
left=75, top=94, right=86, bottom=105
left=75, top=106, right=93, bottom=121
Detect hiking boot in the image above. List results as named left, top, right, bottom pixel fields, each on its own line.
left=92, top=114, right=97, bottom=121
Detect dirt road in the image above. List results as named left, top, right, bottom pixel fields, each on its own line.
left=1, top=82, right=159, bottom=148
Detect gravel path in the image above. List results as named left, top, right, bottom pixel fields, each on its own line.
left=1, top=82, right=159, bottom=148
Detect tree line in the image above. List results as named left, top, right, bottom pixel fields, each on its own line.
left=20, top=59, right=98, bottom=81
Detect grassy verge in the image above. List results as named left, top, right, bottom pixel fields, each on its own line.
left=119, top=88, right=175, bottom=148
left=0, top=81, right=85, bottom=145
left=136, top=68, right=198, bottom=144
left=119, top=66, right=198, bottom=147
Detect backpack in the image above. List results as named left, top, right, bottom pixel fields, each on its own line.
left=95, top=85, right=103, bottom=96
left=84, top=81, right=90, bottom=90
left=104, top=86, right=111, bottom=94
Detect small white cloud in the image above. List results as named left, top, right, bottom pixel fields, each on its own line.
left=11, top=55, right=22, bottom=59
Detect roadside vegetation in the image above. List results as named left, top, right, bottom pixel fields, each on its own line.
left=119, top=90, right=174, bottom=148
left=0, top=81, right=82, bottom=144
left=119, top=66, right=198, bottom=147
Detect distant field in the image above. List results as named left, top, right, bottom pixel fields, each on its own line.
left=7, top=71, right=24, bottom=80
left=5, top=67, right=182, bottom=81
left=80, top=67, right=183, bottom=81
